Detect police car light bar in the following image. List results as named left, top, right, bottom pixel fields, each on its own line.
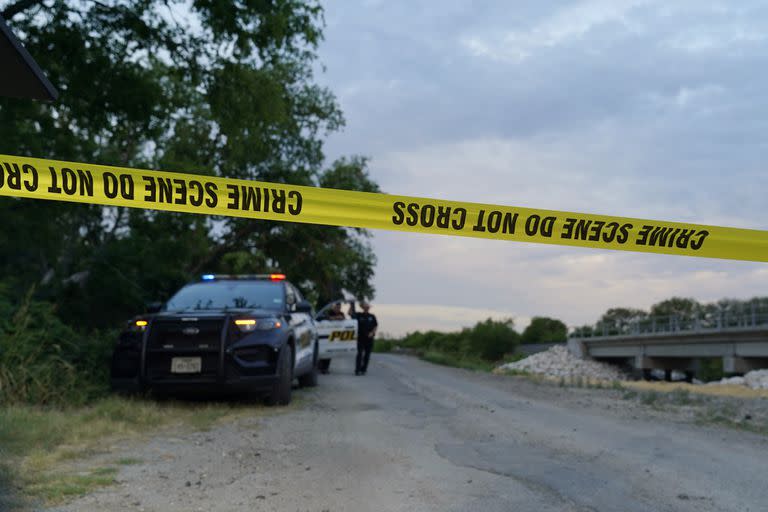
left=200, top=274, right=286, bottom=281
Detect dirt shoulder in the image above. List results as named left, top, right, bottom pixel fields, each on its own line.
left=22, top=355, right=768, bottom=511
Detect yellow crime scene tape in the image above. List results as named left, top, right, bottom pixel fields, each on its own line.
left=0, top=153, right=767, bottom=262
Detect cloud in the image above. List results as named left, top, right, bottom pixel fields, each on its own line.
left=370, top=230, right=768, bottom=335
left=460, top=0, right=651, bottom=62
left=664, top=25, right=767, bottom=54
left=371, top=128, right=767, bottom=229
left=316, top=0, right=768, bottom=337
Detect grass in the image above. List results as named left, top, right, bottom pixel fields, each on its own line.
left=693, top=403, right=768, bottom=435
left=502, top=368, right=534, bottom=377
left=622, top=390, right=638, bottom=400
left=617, top=384, right=768, bottom=436
left=640, top=391, right=660, bottom=406
left=115, top=457, right=143, bottom=466
left=420, top=351, right=497, bottom=372
left=623, top=380, right=768, bottom=399
left=25, top=467, right=119, bottom=503
left=0, top=395, right=256, bottom=509
left=373, top=340, right=394, bottom=353
left=415, top=348, right=529, bottom=374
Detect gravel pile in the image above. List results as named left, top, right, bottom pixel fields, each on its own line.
left=498, top=345, right=627, bottom=381
left=706, top=369, right=768, bottom=389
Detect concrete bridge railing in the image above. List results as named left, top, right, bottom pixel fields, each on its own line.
left=568, top=307, right=768, bottom=375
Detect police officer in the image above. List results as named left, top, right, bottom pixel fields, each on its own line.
left=349, top=300, right=378, bottom=376
left=327, top=302, right=346, bottom=320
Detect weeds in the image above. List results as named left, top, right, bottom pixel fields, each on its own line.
left=373, top=340, right=394, bottom=353
left=396, top=320, right=520, bottom=365
left=640, top=391, right=659, bottom=405
left=115, top=457, right=143, bottom=466
left=0, top=288, right=114, bottom=407
left=25, top=467, right=118, bottom=504
left=0, top=395, right=253, bottom=508
left=668, top=388, right=694, bottom=406
left=694, top=403, right=768, bottom=435
left=421, top=351, right=495, bottom=372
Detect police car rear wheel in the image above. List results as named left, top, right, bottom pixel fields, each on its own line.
left=266, top=346, right=292, bottom=406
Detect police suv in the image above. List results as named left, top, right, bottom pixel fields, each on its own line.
left=110, top=274, right=318, bottom=406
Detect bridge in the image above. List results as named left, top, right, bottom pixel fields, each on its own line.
left=568, top=307, right=768, bottom=378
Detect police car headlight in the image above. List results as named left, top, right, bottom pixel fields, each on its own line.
left=127, top=319, right=148, bottom=332
left=234, top=318, right=282, bottom=333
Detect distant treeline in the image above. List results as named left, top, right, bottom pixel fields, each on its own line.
left=381, top=296, right=768, bottom=372
left=572, top=296, right=768, bottom=337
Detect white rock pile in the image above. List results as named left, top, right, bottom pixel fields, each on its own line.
left=706, top=369, right=768, bottom=389
left=497, top=345, right=627, bottom=381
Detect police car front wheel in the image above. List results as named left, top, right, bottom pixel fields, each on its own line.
left=265, top=347, right=292, bottom=406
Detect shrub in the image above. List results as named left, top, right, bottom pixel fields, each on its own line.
left=0, top=287, right=114, bottom=406
left=465, top=318, right=519, bottom=361
left=521, top=317, right=567, bottom=344
left=698, top=358, right=725, bottom=382
left=373, top=340, right=393, bottom=353
left=394, top=318, right=520, bottom=364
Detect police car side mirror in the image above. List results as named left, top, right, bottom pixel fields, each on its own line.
left=146, top=301, right=163, bottom=314
left=295, top=300, right=313, bottom=314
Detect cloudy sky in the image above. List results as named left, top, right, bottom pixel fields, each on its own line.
left=314, top=0, right=768, bottom=336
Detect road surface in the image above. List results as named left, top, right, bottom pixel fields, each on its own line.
left=54, top=354, right=768, bottom=512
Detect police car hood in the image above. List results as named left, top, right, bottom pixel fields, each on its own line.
left=155, top=308, right=281, bottom=319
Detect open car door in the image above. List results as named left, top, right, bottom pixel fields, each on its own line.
left=315, top=301, right=358, bottom=373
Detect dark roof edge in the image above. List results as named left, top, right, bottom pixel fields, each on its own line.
left=0, top=14, right=58, bottom=101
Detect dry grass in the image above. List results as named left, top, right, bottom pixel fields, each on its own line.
left=0, top=395, right=258, bottom=509
left=623, top=381, right=768, bottom=399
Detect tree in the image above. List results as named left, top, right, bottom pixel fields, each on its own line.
left=521, top=317, right=567, bottom=344
left=466, top=318, right=519, bottom=361
left=650, top=297, right=702, bottom=319
left=570, top=325, right=593, bottom=338
left=0, top=0, right=378, bottom=325
left=596, top=307, right=647, bottom=335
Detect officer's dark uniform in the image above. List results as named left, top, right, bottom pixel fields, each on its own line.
left=350, top=303, right=378, bottom=375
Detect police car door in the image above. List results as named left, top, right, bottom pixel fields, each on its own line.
left=285, top=283, right=314, bottom=368
left=316, top=301, right=357, bottom=360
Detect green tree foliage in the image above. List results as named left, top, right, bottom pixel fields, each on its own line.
left=0, top=0, right=378, bottom=331
left=521, top=317, right=567, bottom=344
left=468, top=318, right=519, bottom=360
left=570, top=325, right=594, bottom=337
left=650, top=297, right=702, bottom=318
left=595, top=308, right=647, bottom=335
left=397, top=318, right=519, bottom=362
left=580, top=296, right=768, bottom=336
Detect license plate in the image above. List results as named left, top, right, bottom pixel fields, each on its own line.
left=171, top=357, right=202, bottom=374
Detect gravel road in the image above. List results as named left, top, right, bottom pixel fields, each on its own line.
left=51, top=354, right=768, bottom=512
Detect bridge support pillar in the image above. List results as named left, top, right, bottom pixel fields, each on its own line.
left=723, top=356, right=768, bottom=374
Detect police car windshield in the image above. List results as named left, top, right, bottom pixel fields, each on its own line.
left=165, top=281, right=284, bottom=311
